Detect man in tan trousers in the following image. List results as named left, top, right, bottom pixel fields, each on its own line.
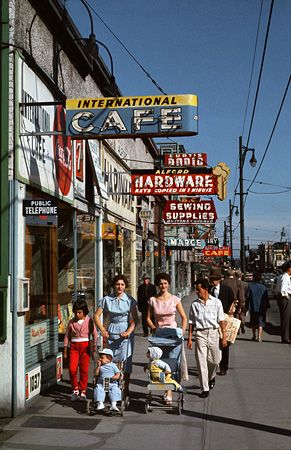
left=187, top=278, right=227, bottom=398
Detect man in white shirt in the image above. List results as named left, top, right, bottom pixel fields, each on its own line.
left=187, top=278, right=227, bottom=398
left=275, top=261, right=291, bottom=344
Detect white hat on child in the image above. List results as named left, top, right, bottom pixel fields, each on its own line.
left=148, top=347, right=163, bottom=360
left=99, top=348, right=113, bottom=358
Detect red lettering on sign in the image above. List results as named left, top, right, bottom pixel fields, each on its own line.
left=53, top=106, right=72, bottom=196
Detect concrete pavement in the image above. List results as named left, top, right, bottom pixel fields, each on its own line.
left=1, top=291, right=291, bottom=450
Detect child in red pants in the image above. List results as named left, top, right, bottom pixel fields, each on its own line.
left=64, top=299, right=98, bottom=401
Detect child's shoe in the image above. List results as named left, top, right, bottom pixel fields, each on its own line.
left=79, top=392, right=87, bottom=401
left=71, top=390, right=79, bottom=401
left=109, top=402, right=120, bottom=412
left=96, top=401, right=105, bottom=410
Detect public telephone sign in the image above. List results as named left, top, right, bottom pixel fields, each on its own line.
left=66, top=94, right=198, bottom=139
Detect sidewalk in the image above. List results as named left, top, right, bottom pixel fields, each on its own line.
left=1, top=291, right=291, bottom=450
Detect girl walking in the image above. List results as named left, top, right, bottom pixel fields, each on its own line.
left=64, top=299, right=98, bottom=400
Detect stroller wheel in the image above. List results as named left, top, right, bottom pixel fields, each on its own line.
left=120, top=400, right=125, bottom=416
left=87, top=399, right=93, bottom=416
left=176, top=401, right=182, bottom=415
left=144, top=401, right=150, bottom=414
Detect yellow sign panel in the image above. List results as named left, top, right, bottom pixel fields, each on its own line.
left=66, top=94, right=198, bottom=110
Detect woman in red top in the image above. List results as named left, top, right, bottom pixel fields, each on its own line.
left=64, top=299, right=98, bottom=401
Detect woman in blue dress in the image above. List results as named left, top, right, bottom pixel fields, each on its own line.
left=94, top=274, right=138, bottom=396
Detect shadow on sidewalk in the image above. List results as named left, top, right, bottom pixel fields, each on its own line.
left=36, top=383, right=89, bottom=415
left=182, top=410, right=291, bottom=437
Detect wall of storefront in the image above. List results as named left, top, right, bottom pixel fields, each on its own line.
left=0, top=0, right=160, bottom=416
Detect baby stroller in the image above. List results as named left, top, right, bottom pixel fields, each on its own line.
left=87, top=337, right=131, bottom=417
left=145, top=335, right=184, bottom=415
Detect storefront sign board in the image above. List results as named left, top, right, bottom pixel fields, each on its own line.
left=203, top=246, right=231, bottom=257
left=25, top=364, right=41, bottom=400
left=87, top=140, right=108, bottom=200
left=17, top=57, right=73, bottom=203
left=166, top=238, right=206, bottom=249
left=23, top=199, right=58, bottom=216
left=162, top=199, right=217, bottom=225
left=131, top=172, right=217, bottom=196
left=164, top=153, right=207, bottom=167
left=66, top=94, right=198, bottom=138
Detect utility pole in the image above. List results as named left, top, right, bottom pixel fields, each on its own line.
left=229, top=199, right=233, bottom=267
left=239, top=136, right=256, bottom=276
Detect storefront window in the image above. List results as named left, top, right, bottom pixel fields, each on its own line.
left=25, top=225, right=58, bottom=324
left=76, top=213, right=96, bottom=314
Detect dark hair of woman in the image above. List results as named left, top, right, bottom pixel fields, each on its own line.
left=112, top=274, right=129, bottom=288
left=73, top=298, right=89, bottom=315
left=155, top=272, right=171, bottom=286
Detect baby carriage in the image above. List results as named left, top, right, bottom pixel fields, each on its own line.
left=87, top=335, right=131, bottom=417
left=145, top=334, right=184, bottom=415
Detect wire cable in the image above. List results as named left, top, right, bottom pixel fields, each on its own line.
left=82, top=0, right=167, bottom=95
left=244, top=0, right=274, bottom=151
left=245, top=74, right=291, bottom=194
left=231, top=0, right=263, bottom=206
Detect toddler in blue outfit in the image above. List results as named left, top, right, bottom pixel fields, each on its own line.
left=94, top=348, right=121, bottom=411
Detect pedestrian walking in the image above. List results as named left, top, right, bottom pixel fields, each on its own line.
left=209, top=267, right=234, bottom=376
left=147, top=272, right=187, bottom=404
left=137, top=274, right=157, bottom=336
left=274, top=261, right=291, bottom=344
left=64, top=299, right=98, bottom=401
left=94, top=274, right=138, bottom=397
left=236, top=269, right=249, bottom=334
left=246, top=272, right=270, bottom=342
left=187, top=278, right=227, bottom=398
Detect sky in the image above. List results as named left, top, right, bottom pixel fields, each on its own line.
left=66, top=0, right=291, bottom=256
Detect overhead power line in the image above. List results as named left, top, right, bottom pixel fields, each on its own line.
left=244, top=0, right=274, bottom=151
left=245, top=74, right=291, bottom=195
left=82, top=0, right=167, bottom=95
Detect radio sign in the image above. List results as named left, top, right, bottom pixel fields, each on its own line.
left=164, top=153, right=207, bottom=167
left=66, top=94, right=198, bottom=139
left=163, top=199, right=217, bottom=225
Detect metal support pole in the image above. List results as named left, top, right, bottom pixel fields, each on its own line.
left=239, top=136, right=246, bottom=276
left=229, top=199, right=234, bottom=267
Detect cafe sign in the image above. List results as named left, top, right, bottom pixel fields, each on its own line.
left=203, top=246, right=231, bottom=257
left=131, top=169, right=217, bottom=196
left=66, top=94, right=198, bottom=139
left=163, top=199, right=217, bottom=225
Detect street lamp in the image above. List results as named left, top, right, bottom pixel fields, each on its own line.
left=239, top=136, right=256, bottom=276
left=229, top=200, right=239, bottom=267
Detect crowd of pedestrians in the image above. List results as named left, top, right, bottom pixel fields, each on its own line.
left=63, top=264, right=291, bottom=405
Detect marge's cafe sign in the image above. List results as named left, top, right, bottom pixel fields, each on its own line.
left=66, top=94, right=198, bottom=139
left=163, top=199, right=217, bottom=225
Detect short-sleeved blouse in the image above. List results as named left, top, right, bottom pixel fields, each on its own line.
left=148, top=295, right=181, bottom=328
